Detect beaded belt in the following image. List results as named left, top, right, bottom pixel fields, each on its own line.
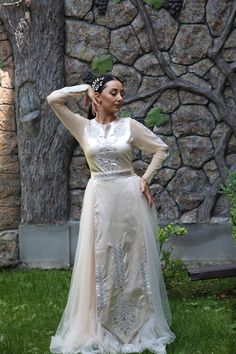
left=91, top=169, right=134, bottom=180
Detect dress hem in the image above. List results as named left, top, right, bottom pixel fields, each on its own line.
left=50, top=334, right=176, bottom=354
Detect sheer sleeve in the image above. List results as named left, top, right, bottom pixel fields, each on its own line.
left=129, top=118, right=169, bottom=184
left=47, top=84, right=90, bottom=145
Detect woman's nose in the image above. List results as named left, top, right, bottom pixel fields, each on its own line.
left=117, top=93, right=123, bottom=101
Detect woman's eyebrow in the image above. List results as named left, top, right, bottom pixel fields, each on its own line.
left=109, top=88, right=124, bottom=93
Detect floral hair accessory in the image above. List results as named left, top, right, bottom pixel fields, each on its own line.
left=91, top=76, right=105, bottom=91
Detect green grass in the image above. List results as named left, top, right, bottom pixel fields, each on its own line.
left=0, top=268, right=235, bottom=354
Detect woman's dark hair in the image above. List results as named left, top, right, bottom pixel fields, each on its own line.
left=87, top=74, right=123, bottom=120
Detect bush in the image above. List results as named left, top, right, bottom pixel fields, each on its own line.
left=157, top=223, right=188, bottom=283
left=221, top=170, right=236, bottom=241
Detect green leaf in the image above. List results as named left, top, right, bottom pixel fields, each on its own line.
left=144, top=0, right=165, bottom=10
left=144, top=106, right=168, bottom=128
left=91, top=54, right=113, bottom=75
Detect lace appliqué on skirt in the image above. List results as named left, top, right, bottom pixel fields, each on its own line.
left=139, top=262, right=152, bottom=304
left=96, top=264, right=105, bottom=313
left=112, top=294, right=137, bottom=337
left=111, top=241, right=127, bottom=290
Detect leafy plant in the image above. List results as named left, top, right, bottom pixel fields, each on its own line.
left=144, top=106, right=168, bottom=128
left=91, top=54, right=113, bottom=75
left=220, top=170, right=236, bottom=241
left=157, top=223, right=188, bottom=282
left=144, top=0, right=165, bottom=10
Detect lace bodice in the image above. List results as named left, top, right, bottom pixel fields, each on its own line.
left=47, top=85, right=169, bottom=183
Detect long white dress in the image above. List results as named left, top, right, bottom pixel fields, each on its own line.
left=47, top=84, right=176, bottom=354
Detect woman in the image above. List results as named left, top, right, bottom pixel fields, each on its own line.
left=47, top=74, right=176, bottom=354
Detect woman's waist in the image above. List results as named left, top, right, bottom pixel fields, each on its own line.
left=90, top=168, right=135, bottom=180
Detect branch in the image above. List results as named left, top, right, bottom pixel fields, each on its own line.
left=124, top=82, right=176, bottom=104
left=208, top=2, right=236, bottom=58
left=198, top=178, right=222, bottom=222
left=208, top=2, right=236, bottom=101
left=215, top=72, right=226, bottom=95
left=214, top=127, right=232, bottom=185
left=131, top=0, right=236, bottom=221
left=134, top=0, right=177, bottom=81
left=125, top=77, right=220, bottom=104
left=135, top=91, right=164, bottom=119
left=125, top=76, right=236, bottom=139
left=198, top=160, right=236, bottom=222
left=213, top=54, right=236, bottom=101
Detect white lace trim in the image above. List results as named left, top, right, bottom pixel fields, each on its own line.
left=50, top=334, right=175, bottom=354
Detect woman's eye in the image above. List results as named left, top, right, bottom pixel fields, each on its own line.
left=110, top=92, right=124, bottom=97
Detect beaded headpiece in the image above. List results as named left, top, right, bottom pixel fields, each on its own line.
left=91, top=76, right=105, bottom=92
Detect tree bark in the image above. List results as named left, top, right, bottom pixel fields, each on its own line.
left=0, top=0, right=76, bottom=223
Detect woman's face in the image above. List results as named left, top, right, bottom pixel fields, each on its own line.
left=97, top=80, right=124, bottom=114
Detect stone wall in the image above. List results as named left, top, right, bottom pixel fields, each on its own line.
left=0, top=0, right=235, bottom=267
left=0, top=19, right=20, bottom=267
left=65, top=0, right=236, bottom=223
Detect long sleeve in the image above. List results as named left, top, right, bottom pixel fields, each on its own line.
left=130, top=118, right=169, bottom=184
left=47, top=84, right=90, bottom=145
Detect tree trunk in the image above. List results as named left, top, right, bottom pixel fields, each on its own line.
left=0, top=0, right=76, bottom=223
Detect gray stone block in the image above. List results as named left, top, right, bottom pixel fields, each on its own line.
left=19, top=224, right=70, bottom=268
left=168, top=223, right=236, bottom=262
left=68, top=221, right=80, bottom=263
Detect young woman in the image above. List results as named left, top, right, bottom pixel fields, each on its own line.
left=47, top=74, right=176, bottom=354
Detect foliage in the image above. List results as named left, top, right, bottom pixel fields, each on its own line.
left=144, top=106, right=168, bottom=128
left=144, top=0, right=165, bottom=10
left=157, top=223, right=188, bottom=283
left=91, top=54, right=113, bottom=75
left=220, top=170, right=236, bottom=241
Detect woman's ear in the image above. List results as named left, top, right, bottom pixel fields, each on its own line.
left=95, top=92, right=101, bottom=103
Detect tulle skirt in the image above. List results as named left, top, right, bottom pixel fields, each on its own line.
left=50, top=174, right=175, bottom=354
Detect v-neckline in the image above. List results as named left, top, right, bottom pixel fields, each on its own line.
left=93, top=117, right=119, bottom=126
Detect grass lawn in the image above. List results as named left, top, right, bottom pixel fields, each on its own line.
left=0, top=267, right=235, bottom=354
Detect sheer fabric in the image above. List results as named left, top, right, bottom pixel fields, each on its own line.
left=47, top=85, right=176, bottom=354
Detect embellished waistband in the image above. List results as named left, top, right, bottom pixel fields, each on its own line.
left=91, top=169, right=135, bottom=180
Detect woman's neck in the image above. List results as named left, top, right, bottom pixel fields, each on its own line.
left=95, top=111, right=116, bottom=125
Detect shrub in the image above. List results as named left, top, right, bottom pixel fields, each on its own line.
left=221, top=170, right=236, bottom=241
left=157, top=223, right=188, bottom=282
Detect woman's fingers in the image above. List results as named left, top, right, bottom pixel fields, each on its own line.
left=145, top=189, right=154, bottom=207
left=140, top=178, right=154, bottom=207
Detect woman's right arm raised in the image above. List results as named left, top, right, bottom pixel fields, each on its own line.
left=47, top=84, right=91, bottom=144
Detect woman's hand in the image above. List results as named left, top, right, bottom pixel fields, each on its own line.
left=87, top=85, right=99, bottom=115
left=140, top=177, right=154, bottom=207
